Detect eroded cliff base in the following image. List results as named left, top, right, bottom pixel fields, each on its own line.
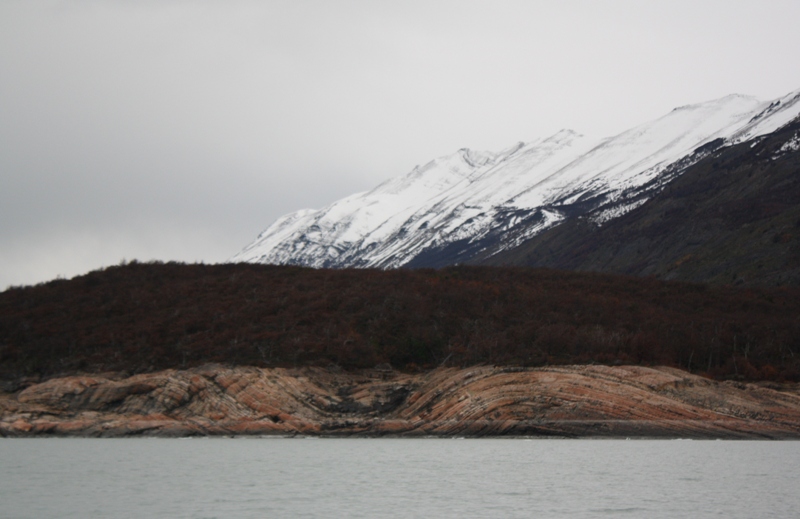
left=2, top=365, right=800, bottom=439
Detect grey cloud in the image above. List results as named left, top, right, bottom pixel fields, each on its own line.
left=2, top=1, right=800, bottom=288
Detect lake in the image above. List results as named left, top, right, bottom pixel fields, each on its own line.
left=1, top=438, right=798, bottom=518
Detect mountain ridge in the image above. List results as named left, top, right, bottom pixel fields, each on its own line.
left=480, top=115, right=800, bottom=286
left=235, top=88, right=800, bottom=273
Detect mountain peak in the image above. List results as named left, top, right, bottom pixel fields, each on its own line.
left=541, top=128, right=582, bottom=146
left=671, top=93, right=759, bottom=112
left=457, top=147, right=497, bottom=168
left=235, top=87, right=800, bottom=270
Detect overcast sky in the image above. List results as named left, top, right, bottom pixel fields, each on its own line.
left=2, top=0, right=800, bottom=289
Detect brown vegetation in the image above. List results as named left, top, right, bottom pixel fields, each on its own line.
left=2, top=262, right=799, bottom=382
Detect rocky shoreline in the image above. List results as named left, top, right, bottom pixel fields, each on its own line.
left=2, top=364, right=800, bottom=439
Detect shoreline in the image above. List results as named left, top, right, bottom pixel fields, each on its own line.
left=3, top=364, right=800, bottom=439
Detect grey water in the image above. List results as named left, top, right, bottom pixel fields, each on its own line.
left=1, top=438, right=798, bottom=519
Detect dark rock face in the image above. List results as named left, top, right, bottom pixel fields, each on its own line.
left=2, top=364, right=800, bottom=438
left=481, top=120, right=800, bottom=287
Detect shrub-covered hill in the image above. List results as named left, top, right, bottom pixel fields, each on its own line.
left=1, top=262, right=799, bottom=381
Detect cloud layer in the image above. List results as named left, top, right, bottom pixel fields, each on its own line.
left=3, top=1, right=800, bottom=288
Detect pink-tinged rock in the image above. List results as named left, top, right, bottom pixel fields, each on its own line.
left=11, top=419, right=32, bottom=433
left=53, top=421, right=95, bottom=435
left=4, top=364, right=800, bottom=438
left=18, top=376, right=106, bottom=406
left=224, top=419, right=287, bottom=435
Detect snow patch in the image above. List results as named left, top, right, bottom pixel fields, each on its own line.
left=592, top=199, right=649, bottom=225
left=778, top=134, right=800, bottom=153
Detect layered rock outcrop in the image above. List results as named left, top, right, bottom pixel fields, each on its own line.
left=2, top=365, right=799, bottom=438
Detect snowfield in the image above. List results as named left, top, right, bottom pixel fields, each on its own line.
left=234, top=87, right=800, bottom=269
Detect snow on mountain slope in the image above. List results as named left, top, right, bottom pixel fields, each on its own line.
left=234, top=146, right=513, bottom=266
left=729, top=87, right=800, bottom=144
left=520, top=94, right=762, bottom=206
left=234, top=88, right=800, bottom=269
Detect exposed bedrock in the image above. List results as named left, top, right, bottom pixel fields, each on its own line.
left=2, top=365, right=799, bottom=438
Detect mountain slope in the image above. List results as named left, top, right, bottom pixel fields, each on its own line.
left=480, top=116, right=800, bottom=286
left=235, top=88, right=800, bottom=271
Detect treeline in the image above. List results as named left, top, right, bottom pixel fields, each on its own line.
left=1, top=262, right=799, bottom=381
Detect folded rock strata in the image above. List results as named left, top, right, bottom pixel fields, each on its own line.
left=2, top=365, right=799, bottom=438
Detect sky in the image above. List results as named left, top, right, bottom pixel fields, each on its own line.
left=2, top=0, right=800, bottom=289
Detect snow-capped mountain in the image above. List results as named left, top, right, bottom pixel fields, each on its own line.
left=234, top=88, right=800, bottom=269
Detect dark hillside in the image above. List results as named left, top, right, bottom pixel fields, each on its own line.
left=481, top=118, right=800, bottom=287
left=1, top=262, right=799, bottom=382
